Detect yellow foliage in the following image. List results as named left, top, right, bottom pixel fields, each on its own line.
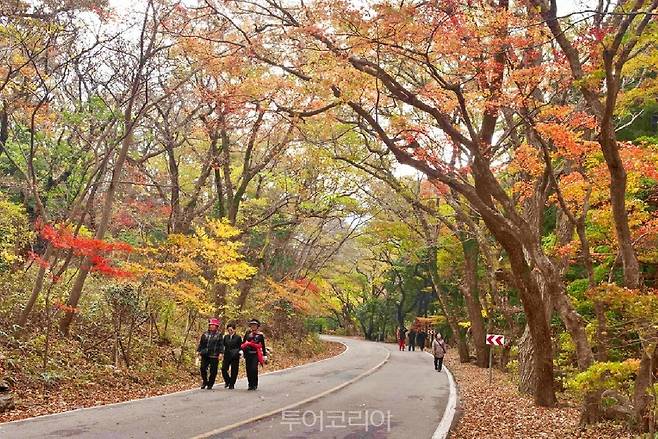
left=130, top=219, right=256, bottom=312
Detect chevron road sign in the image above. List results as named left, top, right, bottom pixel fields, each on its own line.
left=486, top=334, right=505, bottom=346
left=486, top=334, right=505, bottom=384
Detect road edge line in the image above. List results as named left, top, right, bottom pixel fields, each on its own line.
left=189, top=348, right=392, bottom=439
left=424, top=351, right=457, bottom=439
left=0, top=335, right=349, bottom=428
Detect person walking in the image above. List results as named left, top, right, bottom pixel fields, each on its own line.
left=221, top=322, right=242, bottom=389
left=417, top=328, right=427, bottom=352
left=408, top=327, right=417, bottom=351
left=196, top=318, right=224, bottom=389
left=241, top=319, right=267, bottom=391
left=396, top=326, right=407, bottom=351
left=432, top=333, right=447, bottom=372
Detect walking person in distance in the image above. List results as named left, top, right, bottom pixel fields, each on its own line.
left=408, top=327, right=417, bottom=351
left=432, top=332, right=447, bottom=372
left=396, top=326, right=407, bottom=351
left=197, top=318, right=224, bottom=389
left=417, top=328, right=427, bottom=352
left=242, top=319, right=266, bottom=391
left=221, top=322, right=242, bottom=389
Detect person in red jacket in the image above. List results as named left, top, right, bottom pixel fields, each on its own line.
left=241, top=319, right=266, bottom=390
left=396, top=326, right=407, bottom=351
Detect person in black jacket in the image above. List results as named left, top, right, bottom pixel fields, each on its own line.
left=408, top=327, right=417, bottom=351
left=417, top=329, right=427, bottom=352
left=221, top=322, right=242, bottom=389
left=243, top=318, right=266, bottom=391
left=196, top=318, right=224, bottom=390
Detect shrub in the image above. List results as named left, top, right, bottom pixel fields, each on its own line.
left=0, top=197, right=33, bottom=270
left=565, top=359, right=640, bottom=397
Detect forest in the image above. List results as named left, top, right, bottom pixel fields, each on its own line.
left=1, top=0, right=658, bottom=434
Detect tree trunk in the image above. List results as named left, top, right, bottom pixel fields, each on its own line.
left=598, top=57, right=641, bottom=289
left=518, top=325, right=536, bottom=395
left=20, top=153, right=110, bottom=327
left=443, top=304, right=470, bottom=363
left=113, top=314, right=120, bottom=367
left=236, top=278, right=254, bottom=311
left=550, top=285, right=604, bottom=425
left=178, top=310, right=196, bottom=368
left=593, top=300, right=608, bottom=362
left=396, top=301, right=404, bottom=333
left=166, top=141, right=182, bottom=233
left=501, top=343, right=512, bottom=369
left=214, top=283, right=227, bottom=316
left=19, top=245, right=54, bottom=327
left=632, top=344, right=658, bottom=432
left=214, top=167, right=225, bottom=219
left=220, top=127, right=236, bottom=225
left=42, top=284, right=54, bottom=372
left=546, top=208, right=593, bottom=372
left=506, top=245, right=557, bottom=407
left=606, top=153, right=640, bottom=288
left=580, top=389, right=606, bottom=426
left=551, top=285, right=594, bottom=370
left=517, top=290, right=553, bottom=397
left=462, top=237, right=489, bottom=367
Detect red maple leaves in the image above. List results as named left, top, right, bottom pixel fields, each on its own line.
left=53, top=301, right=79, bottom=314
left=289, top=278, right=320, bottom=294
left=34, top=223, right=134, bottom=278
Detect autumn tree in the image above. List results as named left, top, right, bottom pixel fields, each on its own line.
left=217, top=0, right=588, bottom=407
left=59, top=0, right=198, bottom=334
left=531, top=0, right=658, bottom=290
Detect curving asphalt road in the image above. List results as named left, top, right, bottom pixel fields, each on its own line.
left=0, top=336, right=452, bottom=439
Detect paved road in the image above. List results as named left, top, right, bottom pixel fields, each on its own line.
left=219, top=342, right=451, bottom=439
left=0, top=336, right=451, bottom=439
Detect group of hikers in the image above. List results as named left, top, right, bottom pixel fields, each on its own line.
left=197, top=317, right=447, bottom=391
left=396, top=325, right=448, bottom=372
left=196, top=318, right=266, bottom=391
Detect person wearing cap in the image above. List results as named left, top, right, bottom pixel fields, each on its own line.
left=221, top=322, right=242, bottom=389
left=196, top=317, right=224, bottom=389
left=242, top=318, right=266, bottom=390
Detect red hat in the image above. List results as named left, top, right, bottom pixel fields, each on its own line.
left=208, top=318, right=220, bottom=326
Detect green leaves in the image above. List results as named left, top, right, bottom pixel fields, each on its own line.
left=566, top=359, right=640, bottom=395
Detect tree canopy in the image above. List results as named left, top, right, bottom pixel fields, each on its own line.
left=1, top=0, right=658, bottom=432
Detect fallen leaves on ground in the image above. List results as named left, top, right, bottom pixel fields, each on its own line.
left=446, top=357, right=632, bottom=439
left=0, top=340, right=345, bottom=424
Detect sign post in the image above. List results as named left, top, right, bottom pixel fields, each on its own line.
left=486, top=334, right=505, bottom=385
left=488, top=348, right=493, bottom=384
